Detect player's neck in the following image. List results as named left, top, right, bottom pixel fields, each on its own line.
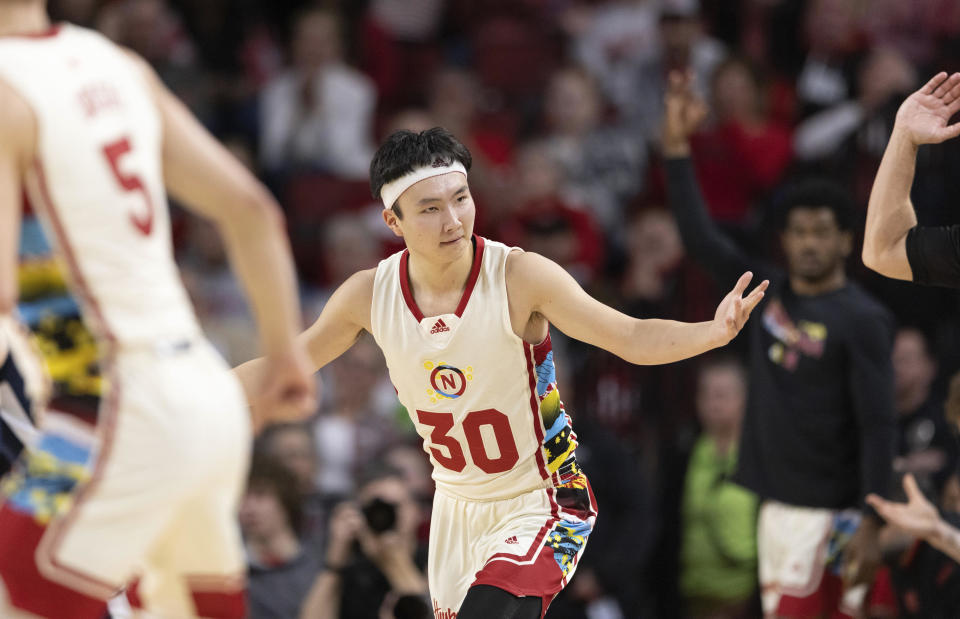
left=407, top=243, right=474, bottom=299
left=0, top=3, right=50, bottom=37
left=789, top=267, right=846, bottom=296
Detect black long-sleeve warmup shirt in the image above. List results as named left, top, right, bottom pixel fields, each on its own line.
left=906, top=225, right=960, bottom=288
left=666, top=157, right=896, bottom=509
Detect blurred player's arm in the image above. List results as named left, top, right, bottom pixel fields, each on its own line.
left=864, top=72, right=960, bottom=283
left=0, top=77, right=33, bottom=314
left=508, top=251, right=767, bottom=365
left=234, top=269, right=373, bottom=413
left=124, top=51, right=314, bottom=422
left=844, top=307, right=896, bottom=585
left=869, top=474, right=960, bottom=564
left=661, top=71, right=761, bottom=289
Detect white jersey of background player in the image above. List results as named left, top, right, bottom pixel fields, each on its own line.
left=0, top=1, right=315, bottom=617
left=237, top=127, right=768, bottom=618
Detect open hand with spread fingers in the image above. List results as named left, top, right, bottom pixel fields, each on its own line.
left=867, top=473, right=940, bottom=540
left=895, top=72, right=960, bottom=146
left=711, top=271, right=769, bottom=346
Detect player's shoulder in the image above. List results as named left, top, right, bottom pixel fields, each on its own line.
left=337, top=268, right=377, bottom=305
left=505, top=248, right=553, bottom=280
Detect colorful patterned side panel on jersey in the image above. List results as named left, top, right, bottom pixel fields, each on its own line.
left=1, top=430, right=92, bottom=525
left=0, top=427, right=108, bottom=619
left=544, top=518, right=593, bottom=578
left=532, top=332, right=597, bottom=580
left=533, top=333, right=586, bottom=492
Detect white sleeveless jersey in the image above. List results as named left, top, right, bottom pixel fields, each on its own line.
left=371, top=237, right=584, bottom=501
left=0, top=25, right=200, bottom=344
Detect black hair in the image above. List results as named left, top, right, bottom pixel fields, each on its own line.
left=369, top=127, right=473, bottom=219
left=356, top=460, right=405, bottom=491
left=776, top=178, right=854, bottom=231
left=247, top=454, right=304, bottom=534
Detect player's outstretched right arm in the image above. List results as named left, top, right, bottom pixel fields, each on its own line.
left=863, top=72, right=960, bottom=283
left=126, top=51, right=315, bottom=425
left=234, top=269, right=374, bottom=425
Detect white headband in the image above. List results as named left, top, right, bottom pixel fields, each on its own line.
left=380, top=157, right=468, bottom=209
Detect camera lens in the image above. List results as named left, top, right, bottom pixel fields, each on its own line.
left=361, top=497, right=397, bottom=533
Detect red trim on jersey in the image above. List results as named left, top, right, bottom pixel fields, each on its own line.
left=398, top=235, right=485, bottom=323
left=532, top=331, right=552, bottom=366
left=0, top=506, right=108, bottom=618
left=190, top=589, right=247, bottom=619
left=30, top=159, right=115, bottom=343
left=1, top=24, right=63, bottom=39
left=474, top=488, right=567, bottom=608
left=398, top=250, right=425, bottom=322
left=485, top=488, right=560, bottom=564
left=37, top=356, right=122, bottom=597
left=775, top=570, right=853, bottom=619
left=29, top=158, right=125, bottom=597
left=524, top=340, right=550, bottom=481
left=454, top=235, right=484, bottom=317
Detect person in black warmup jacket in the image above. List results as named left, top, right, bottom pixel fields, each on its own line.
left=663, top=71, right=896, bottom=619
left=862, top=70, right=960, bottom=567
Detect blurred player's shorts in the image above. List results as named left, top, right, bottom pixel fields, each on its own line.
left=758, top=500, right=867, bottom=619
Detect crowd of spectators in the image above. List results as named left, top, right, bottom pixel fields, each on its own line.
left=41, top=0, right=960, bottom=616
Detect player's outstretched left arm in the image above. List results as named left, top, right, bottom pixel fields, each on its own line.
left=868, top=474, right=960, bottom=564
left=507, top=252, right=767, bottom=365
left=863, top=72, right=960, bottom=280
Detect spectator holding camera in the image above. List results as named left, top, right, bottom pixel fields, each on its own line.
left=300, top=464, right=430, bottom=619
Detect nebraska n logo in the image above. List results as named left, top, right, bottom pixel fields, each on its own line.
left=430, top=318, right=450, bottom=334
left=424, top=360, right=474, bottom=403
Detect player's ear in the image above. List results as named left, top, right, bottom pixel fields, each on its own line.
left=382, top=208, right=403, bottom=238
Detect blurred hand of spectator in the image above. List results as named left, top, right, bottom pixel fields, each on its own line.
left=325, top=501, right=364, bottom=568
left=662, top=70, right=708, bottom=157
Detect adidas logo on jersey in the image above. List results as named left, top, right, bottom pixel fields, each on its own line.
left=431, top=318, right=450, bottom=334
left=504, top=536, right=518, bottom=545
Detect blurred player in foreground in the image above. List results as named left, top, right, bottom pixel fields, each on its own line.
left=863, top=71, right=960, bottom=565
left=236, top=126, right=768, bottom=618
left=0, top=0, right=315, bottom=616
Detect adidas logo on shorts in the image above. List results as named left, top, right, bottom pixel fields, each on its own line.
left=504, top=536, right=518, bottom=544
left=431, top=318, right=450, bottom=334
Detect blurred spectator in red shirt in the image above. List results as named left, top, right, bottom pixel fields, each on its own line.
left=499, top=139, right=604, bottom=286
left=689, top=57, right=793, bottom=223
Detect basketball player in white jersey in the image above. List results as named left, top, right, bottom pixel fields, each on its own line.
left=236, top=127, right=768, bottom=618
left=0, top=1, right=316, bottom=616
